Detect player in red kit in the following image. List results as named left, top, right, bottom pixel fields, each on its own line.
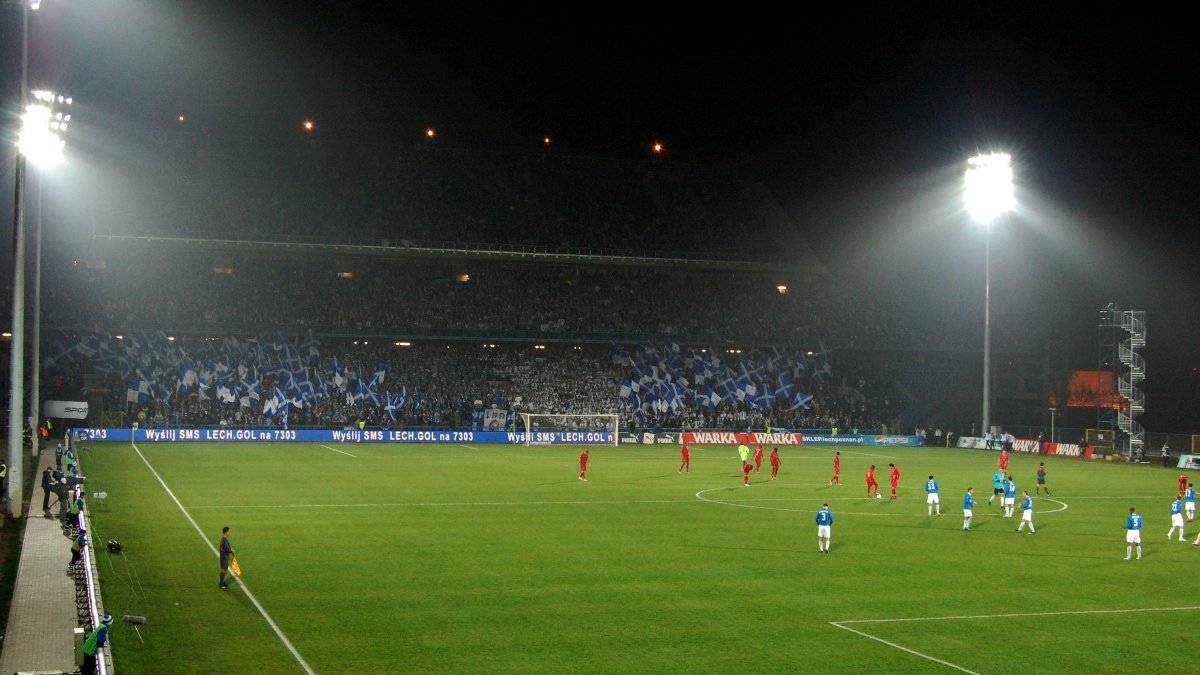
left=754, top=444, right=764, bottom=473
left=999, top=449, right=1010, bottom=473
left=770, top=447, right=780, bottom=479
left=829, top=451, right=841, bottom=485
left=679, top=443, right=690, bottom=474
left=866, top=464, right=880, bottom=497
left=743, top=462, right=753, bottom=487
left=888, top=463, right=901, bottom=499
left=579, top=450, right=589, bottom=481
left=1180, top=474, right=1189, bottom=499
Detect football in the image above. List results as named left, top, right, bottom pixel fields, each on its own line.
left=875, top=493, right=883, bottom=499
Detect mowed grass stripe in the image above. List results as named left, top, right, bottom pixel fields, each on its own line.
left=78, top=441, right=1197, bottom=674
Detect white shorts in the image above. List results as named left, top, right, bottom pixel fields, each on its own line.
left=1003, top=497, right=1015, bottom=507
left=1187, top=503, right=1196, bottom=518
left=927, top=493, right=939, bottom=505
left=1022, top=510, right=1033, bottom=522
left=1172, top=513, right=1184, bottom=527
left=963, top=509, right=973, bottom=518
left=817, top=525, right=831, bottom=538
left=1126, top=530, right=1142, bottom=544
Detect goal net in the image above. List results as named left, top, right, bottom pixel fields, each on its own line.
left=518, top=413, right=620, bottom=446
left=1086, top=428, right=1116, bottom=453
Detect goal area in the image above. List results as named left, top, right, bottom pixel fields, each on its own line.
left=518, top=413, right=620, bottom=446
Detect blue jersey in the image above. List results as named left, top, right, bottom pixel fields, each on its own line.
left=925, top=479, right=939, bottom=494
left=992, top=472, right=1005, bottom=490
left=1126, top=514, right=1143, bottom=530
left=1021, top=496, right=1032, bottom=511
left=1004, top=481, right=1017, bottom=498
left=964, top=492, right=975, bottom=509
left=1186, top=487, right=1196, bottom=504
left=1171, top=500, right=1183, bottom=516
left=815, top=509, right=833, bottom=526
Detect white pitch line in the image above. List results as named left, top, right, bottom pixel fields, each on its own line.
left=830, top=605, right=1200, bottom=674
left=320, top=444, right=358, bottom=458
left=835, top=604, right=1200, bottom=625
left=461, top=445, right=482, bottom=451
left=696, top=487, right=1069, bottom=516
left=841, top=451, right=898, bottom=459
left=129, top=443, right=315, bottom=675
left=190, top=498, right=701, bottom=509
left=829, top=622, right=979, bottom=674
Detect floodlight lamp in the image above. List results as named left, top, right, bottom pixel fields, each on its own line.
left=965, top=153, right=1014, bottom=224
left=29, top=0, right=42, bottom=10
left=18, top=103, right=65, bottom=166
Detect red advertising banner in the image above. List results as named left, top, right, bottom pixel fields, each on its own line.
left=1046, top=442, right=1094, bottom=458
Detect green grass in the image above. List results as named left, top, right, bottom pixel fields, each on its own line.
left=78, top=441, right=1196, bottom=674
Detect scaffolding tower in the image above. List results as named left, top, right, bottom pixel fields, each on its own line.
left=1098, top=304, right=1146, bottom=459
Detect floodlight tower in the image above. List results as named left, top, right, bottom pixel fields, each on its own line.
left=7, top=0, right=44, bottom=518
left=964, top=153, right=1014, bottom=439
left=29, top=90, right=70, bottom=465
left=8, top=85, right=67, bottom=519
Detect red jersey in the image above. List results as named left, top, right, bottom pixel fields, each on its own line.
left=999, top=453, right=1009, bottom=470
left=866, top=466, right=876, bottom=482
left=580, top=452, right=589, bottom=468
left=770, top=450, right=780, bottom=466
left=1180, top=475, right=1189, bottom=486
left=742, top=462, right=753, bottom=477
left=890, top=466, right=900, bottom=484
left=681, top=444, right=690, bottom=459
left=833, top=455, right=841, bottom=473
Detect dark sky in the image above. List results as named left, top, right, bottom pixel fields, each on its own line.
left=4, top=2, right=1199, bottom=427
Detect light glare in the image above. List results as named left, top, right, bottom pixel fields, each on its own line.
left=965, top=153, right=1014, bottom=224
left=18, top=103, right=65, bottom=166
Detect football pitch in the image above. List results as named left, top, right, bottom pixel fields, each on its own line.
left=77, top=440, right=1196, bottom=674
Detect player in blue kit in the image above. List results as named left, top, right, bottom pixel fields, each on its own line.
left=1185, top=483, right=1195, bottom=523
left=989, top=470, right=1005, bottom=505
left=925, top=476, right=940, bottom=516
left=1003, top=477, right=1018, bottom=518
left=962, top=487, right=975, bottom=531
left=1125, top=508, right=1143, bottom=560
left=1016, top=491, right=1035, bottom=533
left=815, top=503, right=834, bottom=553
left=1167, top=497, right=1186, bottom=541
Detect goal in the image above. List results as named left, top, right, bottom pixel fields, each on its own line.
left=518, top=413, right=620, bottom=446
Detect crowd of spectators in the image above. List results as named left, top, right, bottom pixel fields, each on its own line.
left=40, top=333, right=945, bottom=433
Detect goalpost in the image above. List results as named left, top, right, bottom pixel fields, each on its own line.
left=518, top=413, right=620, bottom=446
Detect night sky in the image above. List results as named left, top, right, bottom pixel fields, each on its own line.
left=3, top=2, right=1199, bottom=428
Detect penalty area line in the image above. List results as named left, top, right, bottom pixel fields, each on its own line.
left=320, top=444, right=358, bottom=458
left=830, top=619, right=979, bottom=672
left=129, top=443, right=316, bottom=675
left=829, top=622, right=979, bottom=674
left=835, top=605, right=1200, bottom=625
left=830, top=605, right=1200, bottom=674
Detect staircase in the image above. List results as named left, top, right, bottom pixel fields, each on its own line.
left=1116, top=311, right=1146, bottom=460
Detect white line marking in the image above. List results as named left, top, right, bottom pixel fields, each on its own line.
left=835, top=605, right=1200, bottom=625
left=462, top=445, right=482, bottom=451
left=696, top=487, right=1069, bottom=515
left=830, top=605, right=1200, bottom=674
left=842, top=451, right=897, bottom=459
left=829, top=622, right=979, bottom=674
left=130, top=443, right=315, bottom=675
left=191, top=498, right=699, bottom=510
left=320, top=444, right=358, bottom=458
